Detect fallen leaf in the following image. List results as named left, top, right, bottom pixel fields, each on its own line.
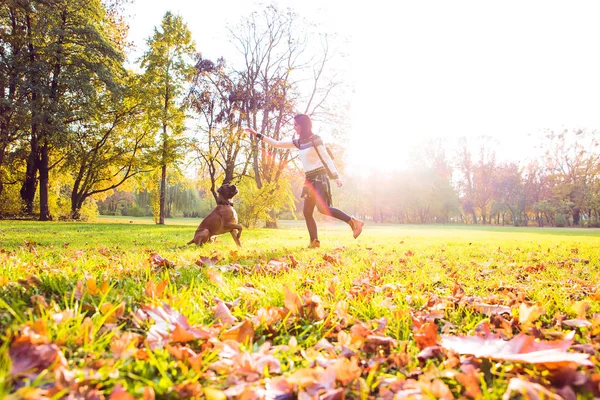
left=149, top=253, right=174, bottom=268
left=455, top=364, right=482, bottom=399
left=441, top=333, right=592, bottom=367
left=519, top=303, right=544, bottom=328
left=284, top=287, right=302, bottom=315
left=221, top=320, right=254, bottom=344
left=204, top=387, right=227, bottom=400
left=109, top=384, right=136, bottom=400
left=214, top=301, right=238, bottom=326
left=207, top=268, right=225, bottom=286
left=415, top=322, right=438, bottom=350
left=502, top=378, right=563, bottom=400
left=334, top=357, right=361, bottom=385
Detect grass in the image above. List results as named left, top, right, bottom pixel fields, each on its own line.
left=1, top=219, right=599, bottom=398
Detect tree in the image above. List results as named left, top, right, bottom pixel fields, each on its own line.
left=187, top=56, right=248, bottom=201
left=62, top=75, right=152, bottom=219
left=139, top=11, right=196, bottom=225
left=230, top=5, right=346, bottom=226
left=0, top=1, right=30, bottom=202
left=492, top=163, right=524, bottom=226
left=11, top=0, right=126, bottom=220
left=543, top=129, right=600, bottom=226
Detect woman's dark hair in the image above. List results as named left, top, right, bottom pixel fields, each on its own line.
left=294, top=114, right=313, bottom=140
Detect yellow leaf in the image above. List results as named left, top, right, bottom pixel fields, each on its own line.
left=203, top=388, right=227, bottom=400
left=570, top=301, right=590, bottom=319
left=519, top=303, right=544, bottom=328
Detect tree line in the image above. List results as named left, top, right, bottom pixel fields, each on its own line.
left=2, top=1, right=599, bottom=227
left=1, top=1, right=344, bottom=223
left=332, top=131, right=600, bottom=227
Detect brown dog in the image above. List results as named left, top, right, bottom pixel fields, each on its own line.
left=188, top=184, right=242, bottom=247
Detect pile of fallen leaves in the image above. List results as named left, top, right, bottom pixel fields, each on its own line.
left=2, top=237, right=600, bottom=399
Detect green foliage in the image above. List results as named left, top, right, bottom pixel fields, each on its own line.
left=554, top=213, right=568, bottom=227
left=236, top=177, right=296, bottom=227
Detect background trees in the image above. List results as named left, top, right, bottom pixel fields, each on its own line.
left=1, top=3, right=599, bottom=228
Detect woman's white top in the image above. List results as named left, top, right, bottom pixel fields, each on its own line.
left=261, top=134, right=339, bottom=179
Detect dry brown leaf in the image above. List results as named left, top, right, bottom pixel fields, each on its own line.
left=334, top=357, right=361, bottom=385
left=9, top=326, right=67, bottom=378
left=441, top=333, right=592, bottom=366
left=455, top=364, right=482, bottom=399
left=502, top=378, right=564, bottom=400
left=144, top=303, right=212, bottom=349
left=144, top=279, right=168, bottom=298
left=207, top=268, right=225, bottom=286
left=149, top=253, right=174, bottom=268
left=214, top=301, right=238, bottom=326
left=221, top=320, right=254, bottom=344
left=415, top=322, right=438, bottom=350
left=196, top=255, right=219, bottom=267
left=284, top=287, right=302, bottom=315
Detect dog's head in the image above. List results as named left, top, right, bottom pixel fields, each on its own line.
left=217, top=183, right=239, bottom=201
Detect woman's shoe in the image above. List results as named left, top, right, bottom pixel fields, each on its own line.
left=308, top=239, right=320, bottom=248
left=349, top=218, right=364, bottom=239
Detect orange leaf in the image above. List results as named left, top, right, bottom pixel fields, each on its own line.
left=221, top=320, right=254, bottom=344
left=455, top=364, right=482, bottom=399
left=284, top=287, right=302, bottom=315
left=86, top=278, right=99, bottom=295
left=334, top=357, right=361, bottom=385
left=109, top=385, right=136, bottom=400
left=100, top=302, right=125, bottom=324
left=427, top=379, right=453, bottom=400
left=414, top=322, right=438, bottom=350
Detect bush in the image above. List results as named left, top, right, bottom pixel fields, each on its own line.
left=555, top=213, right=567, bottom=227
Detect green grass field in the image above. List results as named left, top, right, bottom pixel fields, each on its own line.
left=1, top=220, right=599, bottom=399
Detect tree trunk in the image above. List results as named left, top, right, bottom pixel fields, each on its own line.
left=573, top=208, right=580, bottom=226
left=20, top=135, right=39, bottom=214
left=38, top=142, right=51, bottom=221
left=159, top=164, right=166, bottom=224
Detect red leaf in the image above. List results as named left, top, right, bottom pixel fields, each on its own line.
left=149, top=253, right=174, bottom=268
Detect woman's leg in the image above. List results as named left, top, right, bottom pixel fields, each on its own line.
left=303, top=195, right=318, bottom=241
left=316, top=202, right=364, bottom=239
left=315, top=203, right=351, bottom=223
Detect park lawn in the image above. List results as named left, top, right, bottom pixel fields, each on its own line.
left=1, top=220, right=600, bottom=399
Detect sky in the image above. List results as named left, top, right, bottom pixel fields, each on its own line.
left=123, top=0, right=600, bottom=173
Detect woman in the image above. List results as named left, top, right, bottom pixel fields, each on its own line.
left=245, top=114, right=363, bottom=248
